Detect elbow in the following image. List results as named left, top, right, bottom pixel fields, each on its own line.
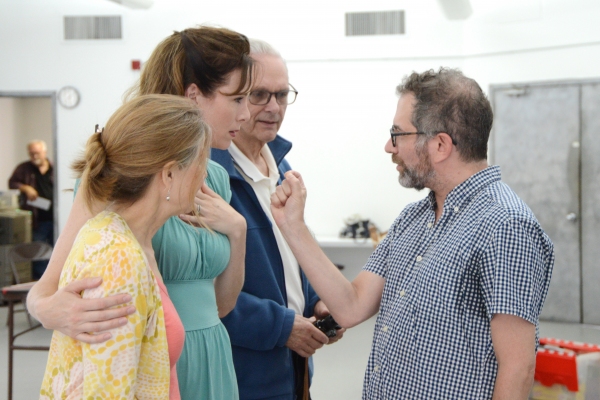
left=333, top=314, right=362, bottom=329
left=217, top=296, right=237, bottom=318
left=217, top=300, right=237, bottom=319
left=524, top=360, right=536, bottom=387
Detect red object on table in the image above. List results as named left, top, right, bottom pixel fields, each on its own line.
left=534, top=337, right=600, bottom=393
left=535, top=347, right=578, bottom=391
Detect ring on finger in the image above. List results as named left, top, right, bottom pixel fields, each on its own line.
left=196, top=204, right=201, bottom=213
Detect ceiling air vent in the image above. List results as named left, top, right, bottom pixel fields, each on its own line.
left=345, top=10, right=405, bottom=36
left=64, top=16, right=122, bottom=40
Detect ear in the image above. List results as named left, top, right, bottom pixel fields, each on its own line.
left=161, top=161, right=178, bottom=188
left=429, top=132, right=454, bottom=163
left=184, top=84, right=200, bottom=104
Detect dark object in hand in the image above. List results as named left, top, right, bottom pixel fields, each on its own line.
left=313, top=315, right=342, bottom=338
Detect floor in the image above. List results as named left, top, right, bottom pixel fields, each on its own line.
left=2, top=302, right=600, bottom=400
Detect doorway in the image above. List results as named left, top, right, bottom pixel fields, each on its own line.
left=490, top=79, right=600, bottom=324
left=0, top=91, right=58, bottom=244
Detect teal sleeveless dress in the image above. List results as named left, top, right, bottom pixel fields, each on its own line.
left=152, top=160, right=239, bottom=400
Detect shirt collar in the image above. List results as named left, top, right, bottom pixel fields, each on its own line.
left=428, top=165, right=502, bottom=210
left=228, top=142, right=279, bottom=183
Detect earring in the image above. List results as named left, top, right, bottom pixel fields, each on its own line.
left=166, top=187, right=171, bottom=201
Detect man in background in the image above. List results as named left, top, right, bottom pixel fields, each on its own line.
left=212, top=39, right=343, bottom=400
left=9, top=139, right=54, bottom=279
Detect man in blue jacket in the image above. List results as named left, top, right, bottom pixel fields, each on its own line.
left=212, top=39, right=343, bottom=400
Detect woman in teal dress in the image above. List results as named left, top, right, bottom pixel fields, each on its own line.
left=27, top=26, right=253, bottom=400
left=153, top=161, right=242, bottom=400
left=141, top=27, right=251, bottom=399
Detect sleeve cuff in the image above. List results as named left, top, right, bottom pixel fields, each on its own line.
left=276, top=308, right=297, bottom=348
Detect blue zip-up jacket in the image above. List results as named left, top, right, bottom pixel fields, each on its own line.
left=213, top=135, right=320, bottom=400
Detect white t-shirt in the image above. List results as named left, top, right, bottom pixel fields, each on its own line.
left=228, top=143, right=305, bottom=315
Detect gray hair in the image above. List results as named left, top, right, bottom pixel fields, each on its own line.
left=249, top=39, right=288, bottom=71
left=249, top=38, right=282, bottom=58
left=396, top=67, right=493, bottom=162
left=28, top=140, right=47, bottom=151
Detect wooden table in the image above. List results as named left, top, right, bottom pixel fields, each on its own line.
left=2, top=282, right=49, bottom=400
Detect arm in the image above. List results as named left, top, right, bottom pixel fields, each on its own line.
left=81, top=241, right=168, bottom=398
left=221, top=290, right=329, bottom=356
left=180, top=183, right=246, bottom=317
left=270, top=170, right=384, bottom=328
left=222, top=290, right=297, bottom=350
left=8, top=163, right=38, bottom=200
left=491, top=314, right=536, bottom=400
left=26, top=188, right=134, bottom=343
left=480, top=216, right=552, bottom=399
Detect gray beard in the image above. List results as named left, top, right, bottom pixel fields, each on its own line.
left=398, top=166, right=435, bottom=191
left=396, top=145, right=435, bottom=191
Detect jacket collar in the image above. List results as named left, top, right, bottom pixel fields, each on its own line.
left=211, top=135, right=293, bottom=180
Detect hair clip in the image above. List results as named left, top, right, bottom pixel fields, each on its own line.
left=95, top=124, right=105, bottom=135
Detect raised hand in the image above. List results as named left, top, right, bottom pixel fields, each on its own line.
left=179, top=183, right=246, bottom=236
left=270, top=170, right=308, bottom=233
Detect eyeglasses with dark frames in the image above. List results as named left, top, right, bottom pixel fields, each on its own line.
left=389, top=127, right=458, bottom=147
left=248, top=83, right=298, bottom=106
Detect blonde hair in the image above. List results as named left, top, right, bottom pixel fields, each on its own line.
left=72, top=94, right=211, bottom=212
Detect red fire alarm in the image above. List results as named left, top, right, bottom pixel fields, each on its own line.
left=131, top=60, right=141, bottom=70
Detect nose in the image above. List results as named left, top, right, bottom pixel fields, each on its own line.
left=384, top=137, right=397, bottom=154
left=263, top=94, right=281, bottom=113
left=238, top=97, right=250, bottom=122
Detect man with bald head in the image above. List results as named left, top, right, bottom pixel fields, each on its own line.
left=212, top=40, right=342, bottom=400
left=9, top=140, right=54, bottom=279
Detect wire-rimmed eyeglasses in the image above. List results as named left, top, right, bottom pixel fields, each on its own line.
left=389, top=127, right=458, bottom=147
left=248, top=84, right=298, bottom=106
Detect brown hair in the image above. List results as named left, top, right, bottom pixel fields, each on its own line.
left=72, top=94, right=211, bottom=211
left=396, top=67, right=493, bottom=162
left=131, top=26, right=253, bottom=98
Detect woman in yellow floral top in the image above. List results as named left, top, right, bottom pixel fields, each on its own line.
left=40, top=94, right=211, bottom=399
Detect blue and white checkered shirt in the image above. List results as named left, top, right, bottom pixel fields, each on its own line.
left=362, top=166, right=554, bottom=399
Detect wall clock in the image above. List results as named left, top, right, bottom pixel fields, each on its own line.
left=57, top=86, right=80, bottom=109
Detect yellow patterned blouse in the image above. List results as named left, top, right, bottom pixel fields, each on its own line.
left=40, top=211, right=170, bottom=399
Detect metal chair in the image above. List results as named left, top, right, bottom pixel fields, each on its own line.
left=8, top=241, right=53, bottom=284
left=7, top=241, right=53, bottom=326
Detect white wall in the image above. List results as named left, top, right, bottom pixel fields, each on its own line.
left=0, top=0, right=599, bottom=236
left=0, top=98, right=18, bottom=191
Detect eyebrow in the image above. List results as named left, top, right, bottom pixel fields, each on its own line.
left=252, top=87, right=289, bottom=92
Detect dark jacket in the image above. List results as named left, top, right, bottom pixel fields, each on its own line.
left=8, top=160, right=54, bottom=228
left=213, top=136, right=320, bottom=400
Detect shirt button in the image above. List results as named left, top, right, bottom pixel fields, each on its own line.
left=416, top=255, right=422, bottom=262
left=374, top=365, right=380, bottom=372
left=427, top=222, right=433, bottom=228
left=400, top=290, right=406, bottom=297
left=454, top=206, right=459, bottom=212
left=382, top=325, right=388, bottom=332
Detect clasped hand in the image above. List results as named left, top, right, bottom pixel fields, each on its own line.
left=179, top=183, right=246, bottom=236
